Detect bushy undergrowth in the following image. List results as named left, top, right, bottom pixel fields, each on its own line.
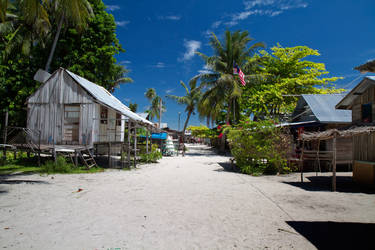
left=140, top=144, right=162, bottom=163
left=40, top=156, right=73, bottom=174
left=226, top=119, right=293, bottom=175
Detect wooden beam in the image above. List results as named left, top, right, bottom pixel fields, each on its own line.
left=133, top=124, right=137, bottom=168
left=2, top=110, right=8, bottom=161
left=300, top=140, right=305, bottom=183
left=332, top=133, right=337, bottom=191
left=127, top=121, right=131, bottom=166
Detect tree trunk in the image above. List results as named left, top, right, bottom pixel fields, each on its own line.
left=45, top=14, right=64, bottom=72
left=182, top=110, right=192, bottom=142
left=220, top=100, right=232, bottom=153
left=181, top=110, right=192, bottom=156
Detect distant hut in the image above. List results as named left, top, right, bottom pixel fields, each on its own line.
left=291, top=94, right=352, bottom=167
left=26, top=68, right=153, bottom=147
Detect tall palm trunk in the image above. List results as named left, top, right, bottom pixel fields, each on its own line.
left=182, top=110, right=193, bottom=142
left=181, top=109, right=192, bottom=156
left=45, top=13, right=64, bottom=72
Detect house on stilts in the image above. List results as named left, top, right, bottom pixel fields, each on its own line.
left=21, top=67, right=155, bottom=168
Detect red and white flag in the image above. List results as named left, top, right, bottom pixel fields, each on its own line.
left=233, top=62, right=246, bottom=86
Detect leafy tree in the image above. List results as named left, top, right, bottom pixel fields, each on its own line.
left=0, top=0, right=130, bottom=127
left=129, top=102, right=138, bottom=112
left=197, top=30, right=265, bottom=124
left=167, top=78, right=201, bottom=139
left=1, top=0, right=50, bottom=57
left=44, top=0, right=93, bottom=72
left=241, top=45, right=343, bottom=119
left=45, top=0, right=131, bottom=91
left=144, top=88, right=165, bottom=125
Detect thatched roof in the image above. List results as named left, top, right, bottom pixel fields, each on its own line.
left=300, top=126, right=375, bottom=141
left=354, top=60, right=375, bottom=73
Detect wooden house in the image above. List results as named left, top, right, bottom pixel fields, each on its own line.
left=292, top=94, right=353, bottom=165
left=26, top=68, right=153, bottom=147
left=336, top=76, right=375, bottom=162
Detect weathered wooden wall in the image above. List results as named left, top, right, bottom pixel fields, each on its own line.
left=27, top=69, right=124, bottom=145
left=326, top=137, right=353, bottom=163
left=352, top=85, right=375, bottom=123
left=353, top=132, right=375, bottom=162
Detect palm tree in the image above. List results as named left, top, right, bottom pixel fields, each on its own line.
left=197, top=30, right=265, bottom=124
left=197, top=30, right=264, bottom=152
left=129, top=102, right=138, bottom=112
left=44, top=0, right=93, bottom=72
left=1, top=0, right=50, bottom=57
left=166, top=78, right=201, bottom=141
left=145, top=88, right=165, bottom=126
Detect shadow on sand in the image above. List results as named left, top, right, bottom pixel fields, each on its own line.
left=287, top=221, right=375, bottom=250
left=283, top=175, right=375, bottom=194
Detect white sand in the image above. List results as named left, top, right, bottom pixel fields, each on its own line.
left=1, top=144, right=375, bottom=249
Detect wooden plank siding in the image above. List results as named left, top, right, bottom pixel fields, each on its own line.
left=26, top=69, right=124, bottom=146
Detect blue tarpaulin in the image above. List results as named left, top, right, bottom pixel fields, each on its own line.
left=140, top=132, right=168, bottom=140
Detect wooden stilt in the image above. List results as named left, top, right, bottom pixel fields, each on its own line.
left=108, top=142, right=111, bottom=168
left=300, top=140, right=305, bottom=183
left=146, top=130, right=149, bottom=155
left=332, top=133, right=337, bottom=192
left=127, top=121, right=131, bottom=167
left=134, top=124, right=137, bottom=168
left=2, top=110, right=8, bottom=161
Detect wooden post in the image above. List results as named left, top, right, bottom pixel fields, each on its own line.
left=74, top=150, right=78, bottom=166
left=134, top=124, right=137, bottom=168
left=108, top=142, right=111, bottom=168
left=146, top=130, right=149, bottom=155
left=332, top=134, right=337, bottom=192
left=127, top=121, right=131, bottom=167
left=37, top=130, right=41, bottom=166
left=3, top=110, right=8, bottom=161
left=300, top=140, right=305, bottom=183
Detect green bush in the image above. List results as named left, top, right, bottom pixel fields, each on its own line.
left=226, top=119, right=292, bottom=175
left=140, top=145, right=162, bottom=163
left=40, top=156, right=74, bottom=174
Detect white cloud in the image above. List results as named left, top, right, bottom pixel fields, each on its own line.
left=106, top=5, right=120, bottom=11
left=221, top=0, right=308, bottom=27
left=179, top=40, right=201, bottom=61
left=159, top=15, right=182, bottom=21
left=211, top=21, right=222, bottom=29
left=115, top=21, right=130, bottom=27
left=152, top=62, right=166, bottom=68
left=165, top=88, right=175, bottom=94
left=120, top=60, right=131, bottom=65
left=198, top=65, right=213, bottom=74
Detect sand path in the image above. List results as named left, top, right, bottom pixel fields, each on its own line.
left=1, top=144, right=375, bottom=249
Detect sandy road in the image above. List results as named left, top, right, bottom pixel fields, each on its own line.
left=1, top=144, right=374, bottom=249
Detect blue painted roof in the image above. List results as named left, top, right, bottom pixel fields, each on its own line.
left=302, top=94, right=352, bottom=123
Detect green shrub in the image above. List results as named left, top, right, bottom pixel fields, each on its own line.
left=41, top=156, right=73, bottom=174
left=140, top=145, right=162, bottom=163
left=226, top=119, right=292, bottom=175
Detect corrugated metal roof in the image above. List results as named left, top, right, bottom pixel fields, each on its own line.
left=136, top=113, right=149, bottom=119
left=302, top=94, right=351, bottom=123
left=336, top=76, right=375, bottom=109
left=66, top=69, right=153, bottom=126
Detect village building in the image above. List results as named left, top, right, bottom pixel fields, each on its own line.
left=23, top=68, right=154, bottom=167
left=336, top=76, right=375, bottom=162
left=290, top=94, right=352, bottom=168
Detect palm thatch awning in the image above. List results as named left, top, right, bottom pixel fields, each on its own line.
left=354, top=60, right=375, bottom=73
left=301, top=126, right=375, bottom=141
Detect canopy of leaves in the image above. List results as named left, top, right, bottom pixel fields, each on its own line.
left=0, top=0, right=130, bottom=127
left=241, top=44, right=344, bottom=118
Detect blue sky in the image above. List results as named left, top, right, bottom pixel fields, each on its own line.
left=103, top=0, right=375, bottom=130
